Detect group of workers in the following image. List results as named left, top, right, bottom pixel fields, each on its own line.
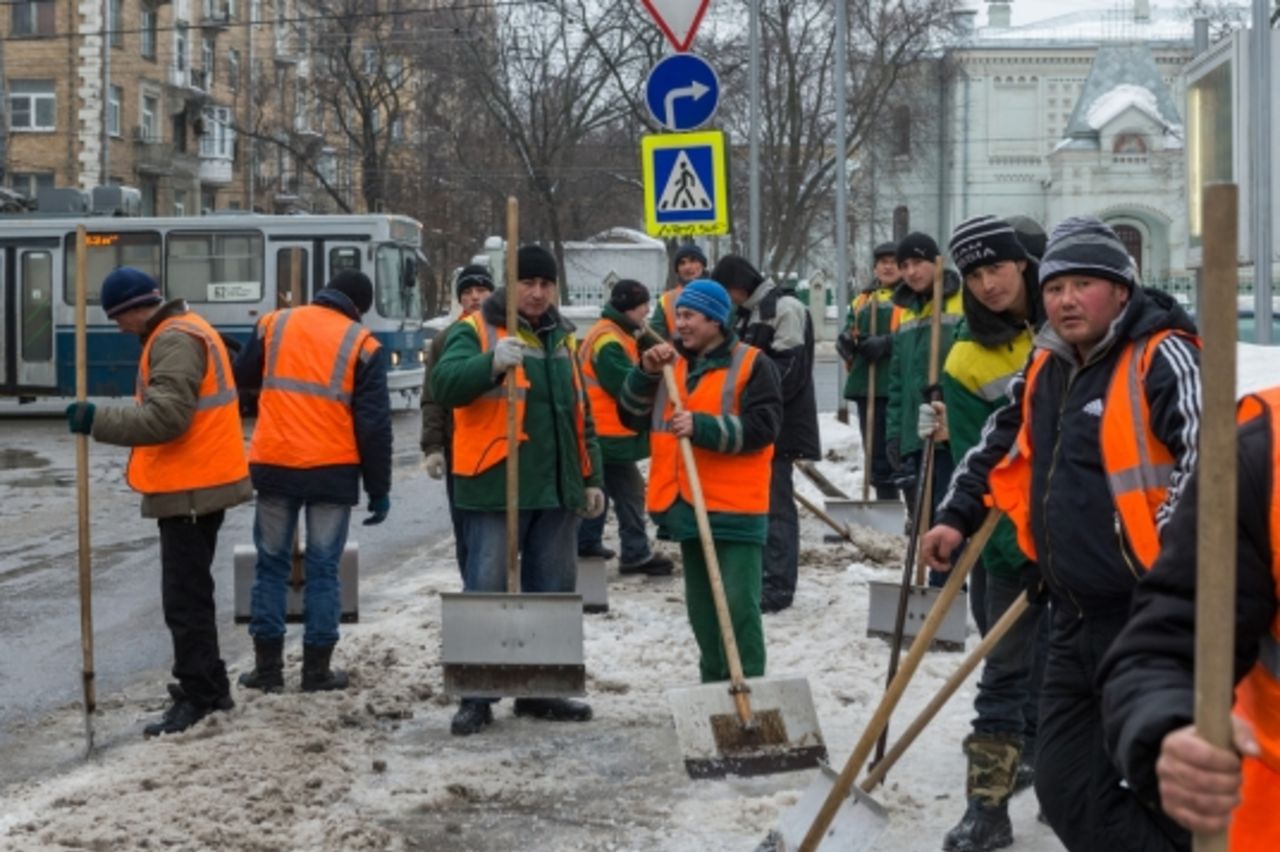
left=71, top=212, right=1277, bottom=851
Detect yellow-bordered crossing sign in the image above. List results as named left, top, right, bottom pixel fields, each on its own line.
left=641, top=131, right=730, bottom=238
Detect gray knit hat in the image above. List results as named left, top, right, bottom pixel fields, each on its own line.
left=1039, top=216, right=1137, bottom=289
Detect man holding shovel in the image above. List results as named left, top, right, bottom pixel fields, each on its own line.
left=837, top=241, right=902, bottom=501
left=431, top=245, right=605, bottom=736
left=1100, top=388, right=1280, bottom=850
left=921, top=216, right=1202, bottom=851
left=65, top=267, right=252, bottom=736
left=617, top=279, right=783, bottom=683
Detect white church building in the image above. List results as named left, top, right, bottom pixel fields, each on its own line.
left=869, top=1, right=1218, bottom=288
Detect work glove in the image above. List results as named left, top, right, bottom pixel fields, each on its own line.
left=65, top=401, right=96, bottom=435
left=885, top=437, right=902, bottom=472
left=363, top=494, right=390, bottom=526
left=580, top=487, right=606, bottom=520
left=859, top=334, right=893, bottom=363
left=1021, top=562, right=1049, bottom=605
left=835, top=329, right=859, bottom=364
left=917, top=401, right=948, bottom=442
left=491, top=337, right=525, bottom=376
left=423, top=451, right=446, bottom=480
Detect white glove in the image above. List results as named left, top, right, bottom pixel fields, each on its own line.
left=580, top=487, right=606, bottom=519
left=491, top=336, right=525, bottom=375
left=424, top=451, right=446, bottom=480
left=917, top=401, right=948, bottom=442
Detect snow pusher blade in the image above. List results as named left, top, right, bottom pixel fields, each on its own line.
left=775, top=762, right=889, bottom=851
left=821, top=498, right=905, bottom=537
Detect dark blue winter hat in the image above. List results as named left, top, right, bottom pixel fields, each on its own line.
left=673, top=243, right=708, bottom=270
left=326, top=269, right=374, bottom=315
left=100, top=267, right=163, bottom=318
left=675, top=279, right=732, bottom=328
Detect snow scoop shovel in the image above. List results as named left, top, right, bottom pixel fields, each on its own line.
left=776, top=509, right=999, bottom=851
left=440, top=197, right=585, bottom=698
left=794, top=490, right=861, bottom=551
left=659, top=360, right=827, bottom=779
left=73, top=225, right=97, bottom=754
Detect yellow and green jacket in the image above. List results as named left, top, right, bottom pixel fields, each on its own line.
left=885, top=272, right=964, bottom=458
left=842, top=284, right=900, bottom=399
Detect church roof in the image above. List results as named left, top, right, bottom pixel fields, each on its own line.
left=1059, top=44, right=1184, bottom=150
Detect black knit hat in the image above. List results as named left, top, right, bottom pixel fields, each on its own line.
left=1005, top=215, right=1048, bottom=263
left=710, top=254, right=763, bottom=294
left=326, top=269, right=373, bottom=315
left=895, top=232, right=940, bottom=265
left=672, top=243, right=708, bottom=271
left=1039, top=216, right=1137, bottom=289
left=517, top=245, right=557, bottom=283
left=872, top=241, right=898, bottom=261
left=608, top=279, right=650, bottom=312
left=100, top=267, right=163, bottom=318
left=455, top=264, right=494, bottom=299
left=948, top=215, right=1028, bottom=279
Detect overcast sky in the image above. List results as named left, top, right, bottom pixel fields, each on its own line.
left=971, top=0, right=1201, bottom=27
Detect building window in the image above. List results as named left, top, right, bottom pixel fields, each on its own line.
left=891, top=106, right=911, bottom=157
left=108, top=85, right=123, bottom=136
left=892, top=206, right=910, bottom=242
left=227, top=49, right=240, bottom=92
left=141, top=94, right=159, bottom=141
left=200, top=106, right=234, bottom=158
left=141, top=7, right=158, bottom=59
left=1113, top=133, right=1148, bottom=154
left=9, top=172, right=55, bottom=199
left=174, top=190, right=188, bottom=217
left=11, top=0, right=55, bottom=36
left=108, top=0, right=123, bottom=47
left=176, top=24, right=188, bottom=72
left=250, top=0, right=260, bottom=24
left=8, top=81, right=56, bottom=131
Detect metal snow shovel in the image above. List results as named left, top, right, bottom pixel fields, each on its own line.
left=440, top=197, right=585, bottom=698
left=1192, top=183, right=1238, bottom=852
left=660, top=360, right=827, bottom=779
left=73, top=225, right=97, bottom=754
left=776, top=509, right=999, bottom=851
left=795, top=491, right=861, bottom=550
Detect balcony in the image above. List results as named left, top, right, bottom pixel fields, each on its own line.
left=134, top=139, right=199, bottom=179
left=198, top=154, right=233, bottom=185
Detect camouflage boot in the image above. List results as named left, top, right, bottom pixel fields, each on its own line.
left=942, top=732, right=1021, bottom=852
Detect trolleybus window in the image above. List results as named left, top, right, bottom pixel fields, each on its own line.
left=63, top=231, right=162, bottom=303
left=329, top=246, right=360, bottom=274
left=275, top=247, right=309, bottom=307
left=167, top=231, right=264, bottom=303
left=375, top=244, right=419, bottom=319
left=22, top=251, right=53, bottom=361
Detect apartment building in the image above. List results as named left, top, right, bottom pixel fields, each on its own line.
left=2, top=0, right=361, bottom=214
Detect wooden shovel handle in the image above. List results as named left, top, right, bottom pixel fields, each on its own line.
left=794, top=490, right=857, bottom=548
left=660, top=362, right=755, bottom=727
left=799, top=509, right=1000, bottom=852
left=74, top=225, right=96, bottom=747
left=862, top=295, right=878, bottom=503
left=505, top=198, right=520, bottom=594
left=862, top=591, right=1031, bottom=790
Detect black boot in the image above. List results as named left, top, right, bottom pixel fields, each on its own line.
left=143, top=683, right=233, bottom=738
left=618, top=554, right=675, bottom=576
left=451, top=700, right=495, bottom=735
left=300, top=644, right=349, bottom=692
left=238, top=637, right=284, bottom=693
left=943, top=798, right=1013, bottom=852
left=513, top=697, right=592, bottom=722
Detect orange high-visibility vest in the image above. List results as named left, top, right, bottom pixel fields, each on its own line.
left=989, top=330, right=1198, bottom=570
left=849, top=288, right=904, bottom=333
left=127, top=312, right=249, bottom=494
left=578, top=317, right=639, bottom=439
left=248, top=304, right=379, bottom=469
left=450, top=313, right=592, bottom=478
left=660, top=286, right=683, bottom=339
left=1227, top=389, right=1280, bottom=852
left=647, top=342, right=773, bottom=515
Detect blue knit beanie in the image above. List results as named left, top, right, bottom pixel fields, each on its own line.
left=100, top=267, right=163, bottom=318
left=675, top=279, right=732, bottom=328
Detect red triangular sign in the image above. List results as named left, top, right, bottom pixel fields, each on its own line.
left=641, top=0, right=710, bottom=53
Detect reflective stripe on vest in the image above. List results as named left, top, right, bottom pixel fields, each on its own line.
left=646, top=342, right=773, bottom=515
left=579, top=318, right=639, bottom=438
left=989, top=330, right=1196, bottom=569
left=450, top=314, right=591, bottom=479
left=126, top=312, right=249, bottom=495
left=248, top=305, right=377, bottom=469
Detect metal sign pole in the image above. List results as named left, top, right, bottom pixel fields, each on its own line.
left=748, top=0, right=761, bottom=268
left=834, top=0, right=850, bottom=422
left=1251, top=0, right=1273, bottom=343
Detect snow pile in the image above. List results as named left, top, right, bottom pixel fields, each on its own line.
left=1085, top=84, right=1163, bottom=130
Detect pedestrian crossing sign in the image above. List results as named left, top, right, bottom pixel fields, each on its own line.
left=641, top=131, right=730, bottom=238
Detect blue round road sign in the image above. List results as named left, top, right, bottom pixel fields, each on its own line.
left=645, top=53, right=719, bottom=132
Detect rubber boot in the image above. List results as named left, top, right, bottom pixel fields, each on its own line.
left=300, top=643, right=349, bottom=692
left=942, top=732, right=1021, bottom=852
left=237, top=637, right=285, bottom=693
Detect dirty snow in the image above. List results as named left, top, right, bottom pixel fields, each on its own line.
left=2, top=344, right=1278, bottom=851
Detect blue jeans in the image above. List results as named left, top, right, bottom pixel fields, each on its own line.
left=972, top=566, right=1046, bottom=743
left=577, top=461, right=652, bottom=567
left=460, top=508, right=579, bottom=593
left=249, top=493, right=351, bottom=648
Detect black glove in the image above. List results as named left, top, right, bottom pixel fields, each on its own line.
left=65, top=401, right=96, bottom=435
left=835, top=330, right=859, bottom=363
left=1021, top=562, right=1049, bottom=605
left=859, top=334, right=893, bottom=363
left=885, top=437, right=901, bottom=471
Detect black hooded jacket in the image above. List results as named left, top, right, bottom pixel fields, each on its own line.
left=961, top=259, right=1045, bottom=347
left=936, top=287, right=1202, bottom=615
